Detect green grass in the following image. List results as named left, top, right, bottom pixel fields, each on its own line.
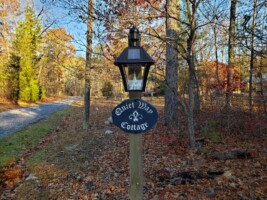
left=26, top=149, right=46, bottom=168
left=0, top=107, right=74, bottom=167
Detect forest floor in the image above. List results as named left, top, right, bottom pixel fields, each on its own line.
left=0, top=97, right=267, bottom=199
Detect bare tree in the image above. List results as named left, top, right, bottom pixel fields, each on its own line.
left=184, top=0, right=201, bottom=148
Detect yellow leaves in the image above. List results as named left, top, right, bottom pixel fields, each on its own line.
left=105, top=183, right=125, bottom=195
left=222, top=170, right=232, bottom=179
left=42, top=27, right=76, bottom=59
left=69, top=180, right=80, bottom=188
left=255, top=185, right=267, bottom=197
left=0, top=165, right=24, bottom=190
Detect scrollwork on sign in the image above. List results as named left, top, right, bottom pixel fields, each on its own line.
left=129, top=111, right=143, bottom=122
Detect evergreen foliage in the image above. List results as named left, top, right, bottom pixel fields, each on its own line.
left=0, top=59, right=8, bottom=98
left=13, top=4, right=41, bottom=102
left=6, top=53, right=20, bottom=103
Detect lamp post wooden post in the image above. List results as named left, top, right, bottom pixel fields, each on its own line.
left=128, top=27, right=143, bottom=200
left=112, top=97, right=158, bottom=200
left=113, top=25, right=155, bottom=200
left=129, top=92, right=143, bottom=200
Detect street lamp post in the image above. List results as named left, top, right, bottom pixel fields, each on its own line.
left=114, top=25, right=155, bottom=200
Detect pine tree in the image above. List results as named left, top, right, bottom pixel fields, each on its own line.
left=6, top=53, right=20, bottom=104
left=13, top=4, right=41, bottom=102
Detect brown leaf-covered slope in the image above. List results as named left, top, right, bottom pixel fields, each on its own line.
left=1, top=98, right=266, bottom=199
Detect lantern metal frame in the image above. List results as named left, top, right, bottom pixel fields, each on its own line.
left=114, top=26, right=155, bottom=92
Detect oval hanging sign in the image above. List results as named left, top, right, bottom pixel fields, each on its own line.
left=112, top=99, right=158, bottom=134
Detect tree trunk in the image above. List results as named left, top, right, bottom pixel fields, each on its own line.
left=249, top=0, right=257, bottom=115
left=192, top=41, right=200, bottom=113
left=213, top=9, right=221, bottom=117
left=259, top=56, right=267, bottom=115
left=185, top=0, right=199, bottom=148
left=188, top=66, right=196, bottom=148
left=225, top=0, right=237, bottom=131
left=83, top=0, right=94, bottom=129
left=190, top=7, right=200, bottom=113
left=164, top=0, right=179, bottom=129
left=211, top=150, right=253, bottom=160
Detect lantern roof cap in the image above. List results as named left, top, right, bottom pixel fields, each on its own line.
left=114, top=46, right=155, bottom=66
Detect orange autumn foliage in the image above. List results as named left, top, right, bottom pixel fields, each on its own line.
left=201, top=61, right=244, bottom=93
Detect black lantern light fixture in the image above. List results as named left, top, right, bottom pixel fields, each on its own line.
left=114, top=25, right=155, bottom=92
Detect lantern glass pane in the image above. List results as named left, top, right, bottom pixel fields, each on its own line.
left=124, top=65, right=144, bottom=90
left=128, top=49, right=140, bottom=59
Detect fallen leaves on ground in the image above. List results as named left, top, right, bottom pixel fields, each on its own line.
left=0, top=98, right=266, bottom=199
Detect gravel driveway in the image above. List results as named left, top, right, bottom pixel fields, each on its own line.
left=0, top=96, right=81, bottom=137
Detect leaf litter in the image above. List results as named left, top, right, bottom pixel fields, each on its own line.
left=0, top=98, right=266, bottom=199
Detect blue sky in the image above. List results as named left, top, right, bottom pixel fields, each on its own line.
left=29, top=0, right=88, bottom=57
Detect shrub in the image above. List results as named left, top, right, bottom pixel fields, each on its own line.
left=101, top=81, right=114, bottom=98
left=200, top=120, right=221, bottom=142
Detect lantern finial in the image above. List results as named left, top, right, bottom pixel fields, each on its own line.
left=129, top=25, right=140, bottom=47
